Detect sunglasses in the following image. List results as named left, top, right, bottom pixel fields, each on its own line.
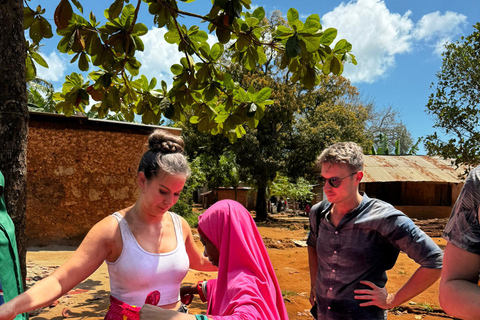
left=317, top=172, right=358, bottom=188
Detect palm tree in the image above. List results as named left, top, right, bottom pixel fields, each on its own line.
left=27, top=77, right=56, bottom=113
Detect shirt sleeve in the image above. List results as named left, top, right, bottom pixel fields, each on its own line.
left=443, top=166, right=480, bottom=255
left=307, top=202, right=328, bottom=247
left=377, top=203, right=443, bottom=269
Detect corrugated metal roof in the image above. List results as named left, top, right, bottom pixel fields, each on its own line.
left=362, top=156, right=463, bottom=183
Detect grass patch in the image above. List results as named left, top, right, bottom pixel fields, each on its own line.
left=282, top=290, right=298, bottom=299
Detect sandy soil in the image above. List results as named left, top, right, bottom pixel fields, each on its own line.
left=25, top=215, right=452, bottom=320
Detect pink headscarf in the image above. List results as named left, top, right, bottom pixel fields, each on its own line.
left=197, top=200, right=288, bottom=320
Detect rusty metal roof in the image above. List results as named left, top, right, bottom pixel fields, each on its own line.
left=361, top=155, right=463, bottom=183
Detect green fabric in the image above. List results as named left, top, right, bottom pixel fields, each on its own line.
left=195, top=315, right=209, bottom=320
left=0, top=172, right=27, bottom=319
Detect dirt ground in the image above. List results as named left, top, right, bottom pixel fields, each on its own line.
left=25, top=215, right=452, bottom=320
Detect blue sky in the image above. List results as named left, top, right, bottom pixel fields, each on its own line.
left=32, top=0, right=480, bottom=154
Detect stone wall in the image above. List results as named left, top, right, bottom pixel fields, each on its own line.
left=26, top=112, right=180, bottom=246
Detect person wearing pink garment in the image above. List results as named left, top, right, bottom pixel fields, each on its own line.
left=140, top=199, right=289, bottom=320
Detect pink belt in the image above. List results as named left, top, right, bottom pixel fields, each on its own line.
left=104, top=291, right=160, bottom=320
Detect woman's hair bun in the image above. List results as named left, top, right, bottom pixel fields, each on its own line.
left=148, top=129, right=185, bottom=154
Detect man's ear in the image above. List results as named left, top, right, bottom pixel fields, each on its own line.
left=356, top=171, right=364, bottom=183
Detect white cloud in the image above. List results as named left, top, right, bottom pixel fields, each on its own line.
left=36, top=51, right=67, bottom=82
left=320, top=0, right=466, bottom=83
left=136, top=27, right=185, bottom=87
left=136, top=27, right=218, bottom=87
left=321, top=0, right=414, bottom=83
left=413, top=11, right=467, bottom=55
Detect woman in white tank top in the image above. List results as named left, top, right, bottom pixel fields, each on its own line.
left=0, top=129, right=217, bottom=320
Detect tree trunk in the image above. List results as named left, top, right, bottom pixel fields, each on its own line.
left=0, top=0, right=28, bottom=288
left=255, top=179, right=268, bottom=221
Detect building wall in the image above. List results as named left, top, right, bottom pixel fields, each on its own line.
left=217, top=189, right=248, bottom=208
left=26, top=113, right=179, bottom=246
left=202, top=188, right=256, bottom=210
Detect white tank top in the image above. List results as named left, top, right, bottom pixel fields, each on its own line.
left=106, top=211, right=190, bottom=306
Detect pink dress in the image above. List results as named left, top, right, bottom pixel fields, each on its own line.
left=198, top=200, right=289, bottom=320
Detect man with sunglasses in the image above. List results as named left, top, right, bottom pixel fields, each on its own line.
left=307, top=142, right=443, bottom=320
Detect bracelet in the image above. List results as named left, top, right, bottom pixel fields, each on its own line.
left=197, top=281, right=207, bottom=302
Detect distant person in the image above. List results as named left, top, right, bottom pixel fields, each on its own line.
left=0, top=172, right=27, bottom=319
left=305, top=203, right=311, bottom=216
left=0, top=130, right=216, bottom=320
left=308, top=142, right=443, bottom=319
left=140, top=200, right=288, bottom=320
left=439, top=165, right=480, bottom=319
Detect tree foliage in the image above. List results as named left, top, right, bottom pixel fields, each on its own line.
left=183, top=71, right=372, bottom=221
left=425, top=23, right=480, bottom=170
left=27, top=77, right=56, bottom=112
left=284, top=75, right=371, bottom=180
left=23, top=0, right=356, bottom=143
left=365, top=105, right=415, bottom=155
left=270, top=174, right=314, bottom=213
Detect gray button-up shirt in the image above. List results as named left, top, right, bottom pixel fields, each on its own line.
left=307, top=193, right=443, bottom=320
left=443, top=165, right=480, bottom=254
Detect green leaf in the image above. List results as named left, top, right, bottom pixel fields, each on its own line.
left=30, top=52, right=49, bottom=68
left=253, top=87, right=271, bottom=103
left=300, top=33, right=321, bottom=52
left=121, top=4, right=136, bottom=29
left=333, top=39, right=352, bottom=54
left=286, top=34, right=301, bottom=58
left=25, top=56, right=36, bottom=82
left=30, top=17, right=53, bottom=43
left=291, top=20, right=304, bottom=32
left=210, top=43, right=224, bottom=61
left=131, top=35, right=145, bottom=51
left=165, top=29, right=181, bottom=44
left=188, top=27, right=208, bottom=43
left=343, top=52, right=357, bottom=65
left=275, top=25, right=293, bottom=38
left=287, top=8, right=299, bottom=26
left=71, top=0, right=84, bottom=14
left=54, top=0, right=73, bottom=29
left=215, top=113, right=229, bottom=123
left=252, top=7, right=265, bottom=21
left=303, top=66, right=316, bottom=89
left=109, top=0, right=124, bottom=20
left=330, top=56, right=342, bottom=75
left=149, top=77, right=157, bottom=91
left=171, top=64, right=184, bottom=75
left=190, top=115, right=200, bottom=124
left=302, top=14, right=320, bottom=33
left=132, top=23, right=148, bottom=36
left=320, top=28, right=337, bottom=46
left=79, top=53, right=89, bottom=71
left=245, top=17, right=259, bottom=28
left=216, top=27, right=231, bottom=44
left=24, top=7, right=35, bottom=29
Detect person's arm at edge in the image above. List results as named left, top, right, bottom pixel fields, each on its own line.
left=439, top=242, right=480, bottom=319
left=308, top=245, right=318, bottom=306
left=0, top=216, right=117, bottom=318
left=181, top=217, right=217, bottom=272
